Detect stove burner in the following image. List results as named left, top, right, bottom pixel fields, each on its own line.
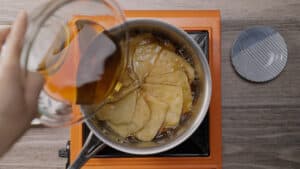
left=80, top=31, right=210, bottom=158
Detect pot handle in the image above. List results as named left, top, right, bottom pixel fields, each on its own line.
left=68, top=131, right=106, bottom=169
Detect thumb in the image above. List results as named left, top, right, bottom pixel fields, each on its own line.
left=1, top=11, right=27, bottom=66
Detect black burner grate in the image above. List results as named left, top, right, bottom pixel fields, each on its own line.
left=82, top=31, right=210, bottom=158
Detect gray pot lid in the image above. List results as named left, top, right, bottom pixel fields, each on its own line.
left=231, top=26, right=288, bottom=82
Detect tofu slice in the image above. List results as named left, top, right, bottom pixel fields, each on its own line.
left=132, top=93, right=151, bottom=132
left=136, top=94, right=168, bottom=141
left=145, top=71, right=193, bottom=113
left=106, top=92, right=151, bottom=137
left=133, top=43, right=162, bottom=81
left=150, top=49, right=195, bottom=83
left=142, top=84, right=183, bottom=127
left=107, top=121, right=131, bottom=138
left=96, top=90, right=137, bottom=124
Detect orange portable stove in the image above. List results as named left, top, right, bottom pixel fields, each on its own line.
left=60, top=10, right=222, bottom=169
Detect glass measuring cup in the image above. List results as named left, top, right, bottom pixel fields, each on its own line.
left=21, top=0, right=135, bottom=127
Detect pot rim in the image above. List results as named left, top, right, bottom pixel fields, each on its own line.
left=83, top=18, right=212, bottom=155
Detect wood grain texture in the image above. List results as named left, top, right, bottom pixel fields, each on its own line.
left=0, top=0, right=299, bottom=169
left=223, top=107, right=300, bottom=169
left=0, top=128, right=69, bottom=169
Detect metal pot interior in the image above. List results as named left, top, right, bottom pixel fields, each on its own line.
left=81, top=19, right=211, bottom=155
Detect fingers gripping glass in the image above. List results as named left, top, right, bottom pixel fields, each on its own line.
left=21, top=0, right=136, bottom=127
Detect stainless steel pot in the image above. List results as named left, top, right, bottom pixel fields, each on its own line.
left=69, top=19, right=212, bottom=169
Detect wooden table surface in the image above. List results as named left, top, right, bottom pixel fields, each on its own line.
left=0, top=0, right=299, bottom=169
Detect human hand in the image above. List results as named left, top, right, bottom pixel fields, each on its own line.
left=0, top=11, right=44, bottom=156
